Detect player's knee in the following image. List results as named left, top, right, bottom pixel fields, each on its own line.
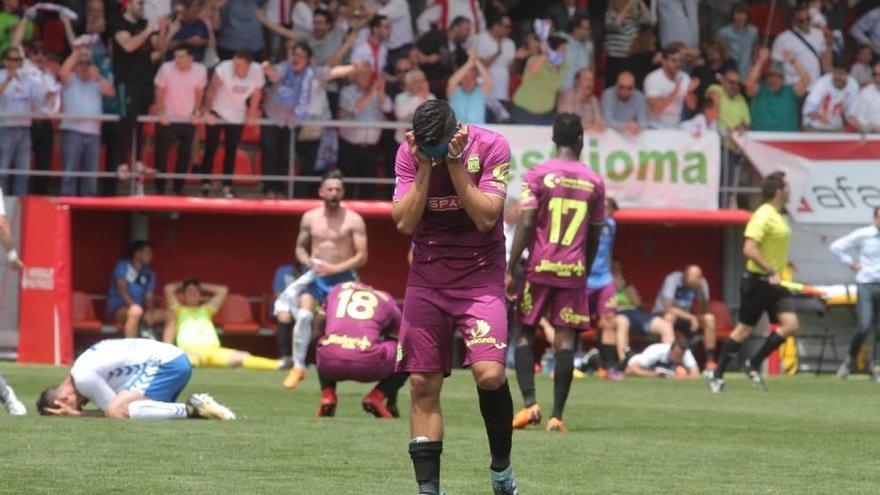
left=410, top=374, right=440, bottom=401
left=703, top=313, right=716, bottom=328
left=474, top=367, right=506, bottom=391
left=277, top=311, right=292, bottom=324
left=127, top=304, right=144, bottom=319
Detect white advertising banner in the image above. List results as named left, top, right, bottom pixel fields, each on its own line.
left=488, top=125, right=721, bottom=210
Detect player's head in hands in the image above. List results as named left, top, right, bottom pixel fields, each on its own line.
left=319, top=170, right=345, bottom=210
left=36, top=379, right=79, bottom=416
left=412, top=100, right=458, bottom=159
left=552, top=112, right=584, bottom=159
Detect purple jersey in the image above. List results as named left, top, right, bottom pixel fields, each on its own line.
left=321, top=282, right=401, bottom=351
left=521, top=158, right=605, bottom=288
left=393, top=125, right=511, bottom=288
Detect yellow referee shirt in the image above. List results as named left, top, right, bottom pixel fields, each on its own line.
left=743, top=203, right=791, bottom=275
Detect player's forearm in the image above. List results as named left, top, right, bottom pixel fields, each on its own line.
left=507, top=218, right=534, bottom=274
left=446, top=163, right=501, bottom=232
left=0, top=219, right=13, bottom=252
left=584, top=228, right=601, bottom=275
left=392, top=164, right=432, bottom=235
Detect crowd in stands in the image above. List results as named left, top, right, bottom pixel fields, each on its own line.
left=1, top=0, right=880, bottom=199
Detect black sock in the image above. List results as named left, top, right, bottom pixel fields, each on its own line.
left=514, top=337, right=536, bottom=406
left=276, top=320, right=293, bottom=358
left=849, top=332, right=869, bottom=362
left=715, top=339, right=742, bottom=379
left=599, top=344, right=618, bottom=370
left=477, top=380, right=513, bottom=472
left=618, top=349, right=634, bottom=371
left=318, top=372, right=335, bottom=391
left=551, top=349, right=574, bottom=420
left=706, top=347, right=716, bottom=362
left=377, top=372, right=408, bottom=404
left=409, top=440, right=442, bottom=495
left=750, top=332, right=785, bottom=370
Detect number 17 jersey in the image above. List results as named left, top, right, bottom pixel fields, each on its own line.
left=520, top=158, right=606, bottom=288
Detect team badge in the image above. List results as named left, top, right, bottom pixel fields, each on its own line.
left=467, top=154, right=481, bottom=173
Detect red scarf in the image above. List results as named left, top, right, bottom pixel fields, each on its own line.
left=437, top=0, right=481, bottom=33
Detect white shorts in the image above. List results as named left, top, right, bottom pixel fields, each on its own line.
left=273, top=270, right=316, bottom=316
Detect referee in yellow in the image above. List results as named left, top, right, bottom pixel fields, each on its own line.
left=709, top=172, right=798, bottom=393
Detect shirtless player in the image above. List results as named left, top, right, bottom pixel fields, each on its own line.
left=280, top=170, right=369, bottom=389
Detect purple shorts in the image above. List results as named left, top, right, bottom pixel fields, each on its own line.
left=396, top=286, right=508, bottom=375
left=587, top=282, right=617, bottom=323
left=518, top=280, right=591, bottom=330
left=316, top=340, right=397, bottom=383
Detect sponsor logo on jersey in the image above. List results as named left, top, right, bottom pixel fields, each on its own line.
left=559, top=307, right=590, bottom=325
left=519, top=281, right=533, bottom=315
left=320, top=334, right=373, bottom=351
left=542, top=173, right=595, bottom=191
left=464, top=320, right=506, bottom=350
left=534, top=259, right=586, bottom=277
left=427, top=196, right=462, bottom=211
left=467, top=154, right=482, bottom=173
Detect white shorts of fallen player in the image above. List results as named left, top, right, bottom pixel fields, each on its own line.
left=273, top=270, right=317, bottom=316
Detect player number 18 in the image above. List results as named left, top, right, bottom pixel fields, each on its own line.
left=335, top=289, right=379, bottom=320
left=548, top=198, right=587, bottom=246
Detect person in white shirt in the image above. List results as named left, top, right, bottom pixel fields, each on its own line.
left=830, top=208, right=880, bottom=381
left=624, top=337, right=701, bottom=379
left=802, top=61, right=860, bottom=132
left=475, top=14, right=515, bottom=104
left=351, top=14, right=391, bottom=78
left=394, top=69, right=435, bottom=143
left=678, top=96, right=718, bottom=137
left=198, top=50, right=263, bottom=198
left=36, top=338, right=236, bottom=420
left=771, top=3, right=831, bottom=91
left=375, top=0, right=414, bottom=67
left=416, top=0, right=485, bottom=35
left=0, top=187, right=22, bottom=269
left=292, top=0, right=319, bottom=34
left=644, top=45, right=699, bottom=129
left=858, top=62, right=880, bottom=133
left=153, top=45, right=207, bottom=195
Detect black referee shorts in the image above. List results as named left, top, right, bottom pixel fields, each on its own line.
left=738, top=272, right=796, bottom=326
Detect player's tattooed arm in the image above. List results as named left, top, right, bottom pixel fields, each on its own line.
left=295, top=215, right=313, bottom=267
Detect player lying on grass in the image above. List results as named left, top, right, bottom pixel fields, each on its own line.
left=623, top=336, right=701, bottom=379
left=164, top=278, right=282, bottom=370
left=314, top=281, right=408, bottom=418
left=36, top=339, right=235, bottom=419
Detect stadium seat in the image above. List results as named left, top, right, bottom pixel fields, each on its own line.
left=241, top=124, right=261, bottom=144
left=708, top=300, right=734, bottom=341
left=72, top=292, right=103, bottom=333
left=214, top=293, right=261, bottom=333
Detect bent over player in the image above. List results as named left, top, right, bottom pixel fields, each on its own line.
left=506, top=113, right=605, bottom=432
left=315, top=281, right=408, bottom=418
left=36, top=338, right=235, bottom=420
left=392, top=100, right=518, bottom=495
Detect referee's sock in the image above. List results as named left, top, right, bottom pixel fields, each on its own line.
left=551, top=349, right=574, bottom=420
left=477, top=380, right=514, bottom=472
left=514, top=335, right=536, bottom=406
left=715, top=339, right=742, bottom=379
left=750, top=332, right=786, bottom=370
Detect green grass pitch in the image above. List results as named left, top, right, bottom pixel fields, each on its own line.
left=1, top=363, right=878, bottom=494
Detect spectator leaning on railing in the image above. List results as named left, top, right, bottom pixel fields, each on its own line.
left=745, top=47, right=809, bottom=133
left=857, top=62, right=880, bottom=133
left=601, top=70, right=647, bottom=136
left=557, top=67, right=605, bottom=132
left=59, top=46, right=115, bottom=197
left=446, top=48, right=491, bottom=125
left=802, top=60, right=859, bottom=133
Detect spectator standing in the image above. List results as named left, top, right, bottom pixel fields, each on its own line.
left=475, top=15, right=515, bottom=114
left=416, top=0, right=485, bottom=35
left=510, top=35, right=568, bottom=125
left=394, top=69, right=435, bottom=143
left=168, top=0, right=211, bottom=63
left=771, top=3, right=831, bottom=91
left=109, top=0, right=162, bottom=180
left=622, top=26, right=658, bottom=89
left=446, top=49, right=491, bottom=124
left=546, top=0, right=589, bottom=32
left=601, top=71, right=648, bottom=136
left=0, top=47, right=47, bottom=195
left=657, top=0, right=698, bottom=49
left=692, top=38, right=738, bottom=100
left=153, top=45, right=207, bottom=195
left=604, top=0, right=653, bottom=87
left=0, top=0, right=31, bottom=54
left=559, top=15, right=593, bottom=92
left=59, top=47, right=115, bottom=197
left=557, top=68, right=605, bottom=132
left=351, top=14, right=391, bottom=80
left=851, top=44, right=874, bottom=88
left=375, top=0, right=415, bottom=68
left=199, top=50, right=264, bottom=198
left=718, top=2, right=758, bottom=80
left=107, top=240, right=166, bottom=339
left=263, top=0, right=295, bottom=59
left=337, top=65, right=391, bottom=198
left=746, top=47, right=809, bottom=133
left=802, top=62, right=860, bottom=132
left=217, top=0, right=266, bottom=60
left=643, top=45, right=699, bottom=129
left=292, top=0, right=319, bottom=33
left=858, top=63, right=880, bottom=133
left=413, top=16, right=471, bottom=97
left=703, top=0, right=739, bottom=36
left=850, top=7, right=880, bottom=57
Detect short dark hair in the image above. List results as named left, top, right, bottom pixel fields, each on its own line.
left=321, top=169, right=344, bottom=185
left=874, top=207, right=880, bottom=218
left=36, top=387, right=58, bottom=416
left=731, top=2, right=750, bottom=17
left=233, top=49, right=254, bottom=63
left=672, top=335, right=691, bottom=352
left=552, top=113, right=583, bottom=149
left=489, top=14, right=510, bottom=28
left=3, top=48, right=17, bottom=59
left=129, top=240, right=151, bottom=257
left=449, top=16, right=470, bottom=29
left=567, top=14, right=589, bottom=33
left=412, top=99, right=457, bottom=146
left=761, top=171, right=787, bottom=201
left=313, top=8, right=333, bottom=24
left=607, top=197, right=619, bottom=212
left=831, top=57, right=849, bottom=72
left=662, top=45, right=681, bottom=58
left=182, top=277, right=201, bottom=291
left=173, top=45, right=194, bottom=57
left=293, top=41, right=313, bottom=59
left=548, top=35, right=566, bottom=51
left=370, top=14, right=388, bottom=31
left=700, top=96, right=715, bottom=111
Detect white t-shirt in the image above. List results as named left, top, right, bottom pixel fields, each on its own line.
left=0, top=188, right=5, bottom=216
left=292, top=1, right=314, bottom=33
left=771, top=28, right=827, bottom=90
left=210, top=60, right=265, bottom=124
left=802, top=73, right=859, bottom=131
left=678, top=114, right=716, bottom=135
left=351, top=40, right=389, bottom=75
left=644, top=68, right=690, bottom=129
left=630, top=343, right=698, bottom=371
left=475, top=32, right=516, bottom=101
left=858, top=83, right=880, bottom=131
left=70, top=339, right=185, bottom=411
left=154, top=61, right=208, bottom=118
left=393, top=91, right=434, bottom=142
left=377, top=0, right=415, bottom=50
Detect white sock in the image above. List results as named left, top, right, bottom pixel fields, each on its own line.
left=128, top=400, right=188, bottom=419
left=292, top=308, right=314, bottom=369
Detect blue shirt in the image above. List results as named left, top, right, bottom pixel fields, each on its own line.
left=107, top=260, right=156, bottom=311
left=449, top=86, right=486, bottom=124
left=218, top=0, right=266, bottom=52
left=651, top=270, right=710, bottom=314
left=60, top=73, right=103, bottom=135
left=272, top=264, right=299, bottom=293
left=172, top=19, right=210, bottom=62
left=0, top=68, right=47, bottom=127
left=719, top=23, right=758, bottom=79
left=587, top=217, right=616, bottom=289
left=831, top=225, right=880, bottom=284
left=850, top=8, right=880, bottom=53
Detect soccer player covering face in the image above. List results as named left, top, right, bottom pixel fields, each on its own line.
left=709, top=172, right=797, bottom=393
left=392, top=100, right=518, bottom=495
left=315, top=282, right=408, bottom=418
left=505, top=113, right=605, bottom=433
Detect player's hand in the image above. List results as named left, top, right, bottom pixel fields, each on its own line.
left=446, top=126, right=468, bottom=163
left=504, top=272, right=517, bottom=302
left=10, top=259, right=23, bottom=270
left=625, top=121, right=640, bottom=136
left=45, top=400, right=82, bottom=416
left=767, top=272, right=782, bottom=286
left=203, top=113, right=216, bottom=126
left=405, top=131, right=431, bottom=168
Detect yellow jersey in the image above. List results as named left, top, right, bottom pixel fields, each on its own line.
left=743, top=203, right=791, bottom=275
left=175, top=304, right=220, bottom=349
